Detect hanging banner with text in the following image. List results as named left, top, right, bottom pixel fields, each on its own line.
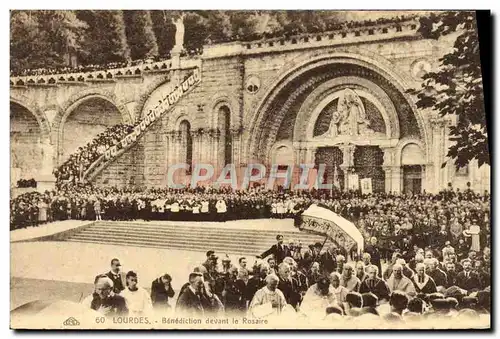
left=104, top=69, right=201, bottom=161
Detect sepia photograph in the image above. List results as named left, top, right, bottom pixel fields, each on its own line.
left=9, top=9, right=491, bottom=330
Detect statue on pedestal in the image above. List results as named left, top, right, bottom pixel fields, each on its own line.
left=40, top=138, right=55, bottom=176
left=172, top=14, right=185, bottom=53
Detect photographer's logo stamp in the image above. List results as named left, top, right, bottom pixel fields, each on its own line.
left=63, top=317, right=80, bottom=326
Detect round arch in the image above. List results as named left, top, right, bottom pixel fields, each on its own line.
left=54, top=91, right=129, bottom=163
left=209, top=92, right=241, bottom=130
left=395, top=138, right=428, bottom=166
left=10, top=96, right=51, bottom=140
left=245, top=48, right=428, bottom=162
left=54, top=89, right=132, bottom=135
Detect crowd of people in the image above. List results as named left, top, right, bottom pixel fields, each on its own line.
left=10, top=56, right=168, bottom=78
left=83, top=225, right=490, bottom=327
left=11, top=183, right=490, bottom=260
left=53, top=124, right=134, bottom=185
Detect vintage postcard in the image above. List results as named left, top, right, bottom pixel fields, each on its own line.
left=10, top=10, right=490, bottom=330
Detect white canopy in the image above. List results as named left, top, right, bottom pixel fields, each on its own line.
left=301, top=204, right=364, bottom=253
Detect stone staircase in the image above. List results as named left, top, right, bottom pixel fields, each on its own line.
left=63, top=221, right=333, bottom=256
left=84, top=68, right=201, bottom=182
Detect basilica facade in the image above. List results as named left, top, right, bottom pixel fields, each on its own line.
left=10, top=19, right=490, bottom=194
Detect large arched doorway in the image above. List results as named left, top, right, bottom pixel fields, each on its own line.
left=247, top=58, right=425, bottom=164
left=60, top=97, right=122, bottom=162
left=246, top=56, right=426, bottom=193
left=10, top=102, right=44, bottom=185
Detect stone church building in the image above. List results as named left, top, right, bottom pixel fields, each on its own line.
left=10, top=18, right=490, bottom=194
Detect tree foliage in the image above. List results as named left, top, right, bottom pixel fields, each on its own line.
left=408, top=11, right=489, bottom=169
left=11, top=10, right=347, bottom=69
left=10, top=10, right=87, bottom=71
left=124, top=10, right=158, bottom=60
left=77, top=10, right=130, bottom=65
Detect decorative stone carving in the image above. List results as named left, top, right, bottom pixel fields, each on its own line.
left=324, top=88, right=374, bottom=137
left=411, top=59, right=432, bottom=80
left=245, top=75, right=261, bottom=94
left=381, top=146, right=396, bottom=167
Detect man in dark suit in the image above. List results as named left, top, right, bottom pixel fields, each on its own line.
left=425, top=258, right=448, bottom=289
left=245, top=263, right=269, bottom=304
left=258, top=234, right=289, bottom=264
left=319, top=244, right=337, bottom=275
left=105, top=258, right=125, bottom=294
left=444, top=262, right=458, bottom=288
left=456, top=259, right=481, bottom=293
left=359, top=264, right=390, bottom=302
left=151, top=273, right=175, bottom=310
left=277, top=262, right=301, bottom=309
left=365, top=237, right=382, bottom=277
left=176, top=272, right=207, bottom=317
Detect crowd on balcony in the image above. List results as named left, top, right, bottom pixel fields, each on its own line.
left=10, top=56, right=168, bottom=78
left=207, top=13, right=420, bottom=44
left=53, top=124, right=134, bottom=185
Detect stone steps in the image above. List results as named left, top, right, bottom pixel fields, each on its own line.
left=63, top=221, right=333, bottom=256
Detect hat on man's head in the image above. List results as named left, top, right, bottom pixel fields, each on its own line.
left=206, top=250, right=215, bottom=258
left=314, top=242, right=323, bottom=248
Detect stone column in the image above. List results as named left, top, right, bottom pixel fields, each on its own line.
left=430, top=117, right=448, bottom=193
left=381, top=146, right=399, bottom=194
left=210, top=128, right=222, bottom=174
left=192, top=129, right=202, bottom=165
left=339, top=144, right=356, bottom=190
left=230, top=127, right=242, bottom=168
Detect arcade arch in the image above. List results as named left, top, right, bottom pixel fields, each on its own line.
left=57, top=97, right=123, bottom=163
left=10, top=102, right=44, bottom=185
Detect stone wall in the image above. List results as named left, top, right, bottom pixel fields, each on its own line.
left=10, top=102, right=43, bottom=185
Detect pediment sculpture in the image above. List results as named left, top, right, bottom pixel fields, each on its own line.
left=322, top=88, right=379, bottom=138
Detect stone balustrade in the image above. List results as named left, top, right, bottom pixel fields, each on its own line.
left=10, top=57, right=201, bottom=88
left=203, top=19, right=420, bottom=59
